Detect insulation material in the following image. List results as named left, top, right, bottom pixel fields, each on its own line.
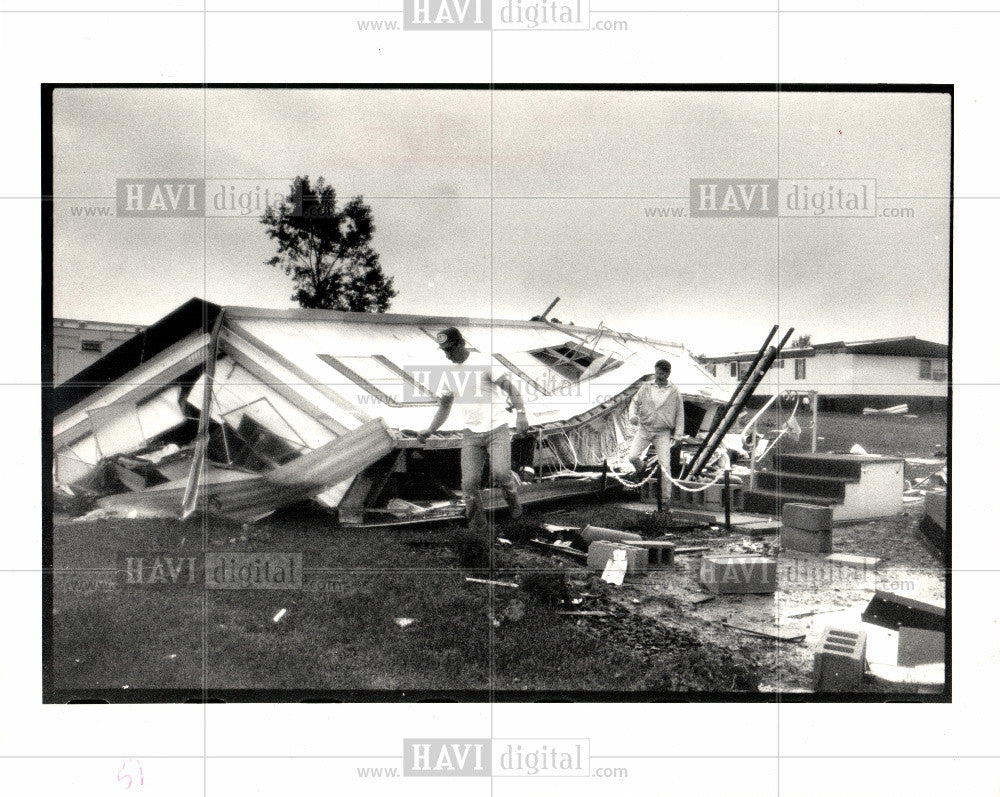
left=565, top=400, right=637, bottom=466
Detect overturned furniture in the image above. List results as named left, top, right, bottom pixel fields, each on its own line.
left=53, top=298, right=731, bottom=525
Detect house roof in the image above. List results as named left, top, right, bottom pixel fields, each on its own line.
left=54, top=297, right=729, bottom=436
left=701, top=335, right=949, bottom=364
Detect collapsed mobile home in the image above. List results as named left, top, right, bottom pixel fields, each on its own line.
left=52, top=298, right=730, bottom=526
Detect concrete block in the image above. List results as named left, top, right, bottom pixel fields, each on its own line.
left=702, top=481, right=743, bottom=511
left=897, top=626, right=946, bottom=667
left=671, top=481, right=704, bottom=506
left=782, top=502, right=834, bottom=531
left=587, top=540, right=648, bottom=574
left=923, top=491, right=947, bottom=532
left=862, top=590, right=947, bottom=633
left=699, top=555, right=776, bottom=595
left=631, top=540, right=676, bottom=567
left=780, top=524, right=833, bottom=554
left=812, top=627, right=867, bottom=691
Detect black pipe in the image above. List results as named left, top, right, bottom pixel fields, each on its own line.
left=686, top=327, right=795, bottom=479
left=683, top=324, right=778, bottom=479
left=724, top=469, right=732, bottom=532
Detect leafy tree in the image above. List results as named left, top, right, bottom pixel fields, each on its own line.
left=792, top=333, right=812, bottom=348
left=261, top=176, right=397, bottom=312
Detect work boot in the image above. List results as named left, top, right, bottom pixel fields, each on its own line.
left=502, top=486, right=524, bottom=522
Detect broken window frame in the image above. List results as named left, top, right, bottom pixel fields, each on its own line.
left=527, top=342, right=622, bottom=383
left=80, top=339, right=103, bottom=353
left=794, top=358, right=807, bottom=380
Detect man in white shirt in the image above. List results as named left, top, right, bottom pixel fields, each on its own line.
left=628, top=359, right=685, bottom=505
left=418, top=327, right=529, bottom=532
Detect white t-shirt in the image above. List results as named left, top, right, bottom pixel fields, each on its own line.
left=439, top=351, right=512, bottom=434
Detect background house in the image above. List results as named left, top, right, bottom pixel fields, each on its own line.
left=700, top=336, right=948, bottom=412
left=53, top=318, right=146, bottom=385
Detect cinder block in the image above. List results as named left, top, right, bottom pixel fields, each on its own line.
left=702, top=481, right=743, bottom=511
left=631, top=540, right=676, bottom=567
left=780, top=524, right=833, bottom=553
left=699, top=555, right=777, bottom=594
left=897, top=626, right=946, bottom=667
left=587, top=540, right=649, bottom=574
left=923, top=491, right=946, bottom=532
left=812, top=627, right=867, bottom=691
left=783, top=503, right=834, bottom=531
left=671, top=481, right=704, bottom=506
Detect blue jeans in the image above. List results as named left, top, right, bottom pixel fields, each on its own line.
left=461, top=424, right=523, bottom=530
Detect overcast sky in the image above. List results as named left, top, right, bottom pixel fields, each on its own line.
left=52, top=87, right=950, bottom=354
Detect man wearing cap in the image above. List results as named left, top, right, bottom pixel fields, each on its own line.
left=627, top=359, right=685, bottom=506
left=417, top=327, right=528, bottom=532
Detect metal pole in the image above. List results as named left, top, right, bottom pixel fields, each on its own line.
left=683, top=325, right=779, bottom=479
left=687, top=328, right=794, bottom=479
left=656, top=464, right=664, bottom=513
left=539, top=296, right=560, bottom=320
left=724, top=469, right=732, bottom=532
left=811, top=390, right=819, bottom=453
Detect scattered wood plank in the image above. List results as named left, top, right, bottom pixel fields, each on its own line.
left=465, top=577, right=518, bottom=588
left=556, top=610, right=609, bottom=617
left=722, top=622, right=806, bottom=643
left=826, top=553, right=884, bottom=568
left=690, top=595, right=716, bottom=606
left=674, top=546, right=711, bottom=555
left=529, top=538, right=587, bottom=560
left=783, top=608, right=844, bottom=620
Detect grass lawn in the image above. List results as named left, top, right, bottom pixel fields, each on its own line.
left=52, top=515, right=762, bottom=695
left=50, top=408, right=946, bottom=698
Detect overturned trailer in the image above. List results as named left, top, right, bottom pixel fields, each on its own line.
left=53, top=298, right=729, bottom=526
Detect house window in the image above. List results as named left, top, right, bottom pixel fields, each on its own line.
left=529, top=342, right=621, bottom=383
left=777, top=359, right=785, bottom=369
left=317, top=354, right=438, bottom=407
left=738, top=361, right=750, bottom=379
left=705, top=363, right=716, bottom=377
left=730, top=362, right=737, bottom=377
left=919, top=359, right=947, bottom=381
left=794, top=358, right=807, bottom=380
left=80, top=339, right=102, bottom=353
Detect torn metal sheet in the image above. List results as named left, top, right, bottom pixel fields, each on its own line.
left=96, top=418, right=396, bottom=523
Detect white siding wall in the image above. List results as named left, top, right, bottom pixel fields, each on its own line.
left=707, top=352, right=947, bottom=398
left=850, top=355, right=947, bottom=396
left=53, top=327, right=140, bottom=384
